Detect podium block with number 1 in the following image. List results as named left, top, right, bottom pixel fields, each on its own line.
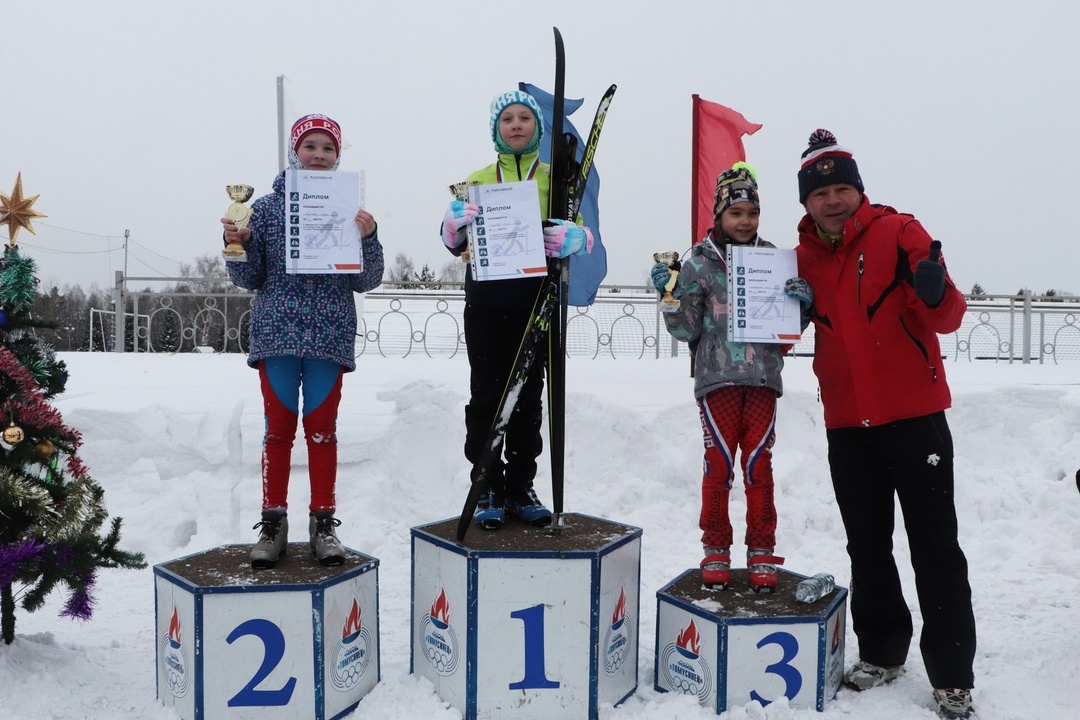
left=411, top=514, right=641, bottom=720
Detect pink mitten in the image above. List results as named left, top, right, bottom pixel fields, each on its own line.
left=542, top=219, right=594, bottom=258
left=442, top=200, right=479, bottom=249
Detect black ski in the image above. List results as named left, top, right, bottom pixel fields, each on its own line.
left=455, top=28, right=614, bottom=541
left=549, top=82, right=616, bottom=520
left=567, top=84, right=616, bottom=221
left=547, top=26, right=571, bottom=523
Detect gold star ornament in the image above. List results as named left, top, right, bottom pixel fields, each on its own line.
left=0, top=173, right=47, bottom=246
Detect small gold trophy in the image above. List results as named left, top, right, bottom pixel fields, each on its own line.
left=653, top=251, right=682, bottom=313
left=223, top=184, right=254, bottom=262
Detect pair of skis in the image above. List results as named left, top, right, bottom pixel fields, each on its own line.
left=455, top=28, right=615, bottom=541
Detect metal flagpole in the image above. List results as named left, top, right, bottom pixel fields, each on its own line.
left=276, top=75, right=286, bottom=173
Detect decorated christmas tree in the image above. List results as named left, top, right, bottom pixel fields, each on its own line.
left=0, top=174, right=145, bottom=645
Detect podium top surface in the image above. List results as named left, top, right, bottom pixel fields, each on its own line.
left=659, top=568, right=845, bottom=621
left=154, top=543, right=377, bottom=590
left=415, top=512, right=642, bottom=555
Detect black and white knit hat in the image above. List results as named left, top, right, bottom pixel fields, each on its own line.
left=798, top=129, right=863, bottom=203
left=713, top=162, right=760, bottom=225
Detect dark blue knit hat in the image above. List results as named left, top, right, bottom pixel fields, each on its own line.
left=798, top=129, right=864, bottom=204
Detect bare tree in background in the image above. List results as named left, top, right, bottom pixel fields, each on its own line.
left=438, top=258, right=465, bottom=284
left=388, top=253, right=416, bottom=287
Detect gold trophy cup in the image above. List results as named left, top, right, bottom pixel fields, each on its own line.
left=223, top=184, right=254, bottom=262
left=653, top=251, right=682, bottom=313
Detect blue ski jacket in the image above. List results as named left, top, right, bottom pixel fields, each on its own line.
left=227, top=172, right=384, bottom=372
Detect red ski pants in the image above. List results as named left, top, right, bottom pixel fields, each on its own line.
left=697, top=385, right=778, bottom=550
left=258, top=357, right=343, bottom=514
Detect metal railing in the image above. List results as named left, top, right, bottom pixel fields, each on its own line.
left=105, top=274, right=1080, bottom=364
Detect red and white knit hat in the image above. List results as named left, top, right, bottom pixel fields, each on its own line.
left=290, top=114, right=342, bottom=154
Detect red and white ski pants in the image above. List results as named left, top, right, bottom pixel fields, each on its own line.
left=258, top=357, right=344, bottom=514
left=697, top=385, right=778, bottom=551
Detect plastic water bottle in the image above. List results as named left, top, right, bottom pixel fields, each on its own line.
left=795, top=573, right=835, bottom=603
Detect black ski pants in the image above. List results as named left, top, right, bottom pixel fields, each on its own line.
left=463, top=303, right=546, bottom=500
left=826, top=412, right=976, bottom=690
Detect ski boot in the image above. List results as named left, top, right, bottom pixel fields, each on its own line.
left=309, top=512, right=346, bottom=567
left=250, top=510, right=288, bottom=569
left=505, top=486, right=552, bottom=527
left=474, top=487, right=505, bottom=530
left=747, top=547, right=784, bottom=593
left=700, top=548, right=731, bottom=589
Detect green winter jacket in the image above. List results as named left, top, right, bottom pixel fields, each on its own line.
left=465, top=150, right=551, bottom=215
left=453, top=150, right=551, bottom=308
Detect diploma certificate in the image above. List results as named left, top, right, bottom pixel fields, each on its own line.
left=467, top=180, right=547, bottom=282
left=726, top=245, right=802, bottom=343
left=284, top=170, right=363, bottom=274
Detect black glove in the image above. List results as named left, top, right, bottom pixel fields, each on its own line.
left=913, top=241, right=946, bottom=307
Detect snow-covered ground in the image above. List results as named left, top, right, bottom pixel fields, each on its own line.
left=2, top=352, right=1077, bottom=720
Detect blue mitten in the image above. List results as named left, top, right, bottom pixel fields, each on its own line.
left=651, top=262, right=683, bottom=299
left=542, top=219, right=594, bottom=258
left=650, top=262, right=671, bottom=293
left=784, top=277, right=814, bottom=308
left=442, top=200, right=479, bottom=249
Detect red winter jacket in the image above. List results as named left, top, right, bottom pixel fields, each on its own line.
left=796, top=197, right=965, bottom=429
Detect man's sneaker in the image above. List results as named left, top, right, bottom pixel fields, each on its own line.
left=747, top=547, right=785, bottom=592
left=474, top=487, right=505, bottom=530
left=309, top=513, right=346, bottom=566
left=700, top=548, right=731, bottom=589
left=934, top=688, right=977, bottom=719
left=843, top=661, right=905, bottom=691
left=250, top=511, right=288, bottom=569
left=505, top=487, right=553, bottom=526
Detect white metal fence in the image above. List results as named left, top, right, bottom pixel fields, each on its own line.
left=105, top=276, right=1080, bottom=364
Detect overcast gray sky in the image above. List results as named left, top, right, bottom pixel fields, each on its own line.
left=4, top=0, right=1078, bottom=295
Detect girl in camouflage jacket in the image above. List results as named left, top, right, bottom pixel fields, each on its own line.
left=651, top=162, right=808, bottom=593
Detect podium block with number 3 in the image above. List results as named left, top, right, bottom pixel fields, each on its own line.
left=655, top=568, right=846, bottom=713
left=411, top=514, right=641, bottom=720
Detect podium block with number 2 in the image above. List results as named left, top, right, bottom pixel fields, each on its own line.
left=154, top=544, right=380, bottom=720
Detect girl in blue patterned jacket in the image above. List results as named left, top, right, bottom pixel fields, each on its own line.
left=221, top=113, right=384, bottom=569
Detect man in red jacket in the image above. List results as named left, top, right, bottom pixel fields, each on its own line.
left=794, top=130, right=978, bottom=720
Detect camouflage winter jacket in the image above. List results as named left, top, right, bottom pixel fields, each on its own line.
left=662, top=235, right=786, bottom=399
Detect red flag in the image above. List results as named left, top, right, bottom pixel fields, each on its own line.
left=691, top=95, right=762, bottom=245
